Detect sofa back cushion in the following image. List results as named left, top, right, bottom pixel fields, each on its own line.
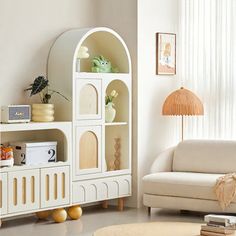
left=173, top=140, right=236, bottom=174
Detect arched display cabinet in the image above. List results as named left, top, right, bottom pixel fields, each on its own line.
left=48, top=27, right=132, bottom=207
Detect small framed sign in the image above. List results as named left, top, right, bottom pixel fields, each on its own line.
left=156, top=33, right=176, bottom=75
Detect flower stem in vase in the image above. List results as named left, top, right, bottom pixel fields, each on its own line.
left=114, top=138, right=121, bottom=170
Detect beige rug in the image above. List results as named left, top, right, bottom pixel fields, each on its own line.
left=94, top=222, right=202, bottom=236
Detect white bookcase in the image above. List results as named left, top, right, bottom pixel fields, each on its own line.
left=48, top=27, right=132, bottom=207
left=0, top=27, right=132, bottom=225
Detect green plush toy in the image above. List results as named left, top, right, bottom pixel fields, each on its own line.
left=91, top=55, right=119, bottom=73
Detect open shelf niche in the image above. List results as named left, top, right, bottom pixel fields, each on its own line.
left=78, top=31, right=130, bottom=73
left=105, top=79, right=129, bottom=123
left=105, top=125, right=129, bottom=172
left=105, top=79, right=130, bottom=172
left=0, top=122, right=72, bottom=169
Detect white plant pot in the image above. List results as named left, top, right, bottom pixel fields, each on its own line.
left=32, top=104, right=55, bottom=122
left=105, top=103, right=116, bottom=123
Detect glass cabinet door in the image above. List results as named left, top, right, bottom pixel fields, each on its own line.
left=75, top=126, right=102, bottom=176
left=75, top=79, right=102, bottom=120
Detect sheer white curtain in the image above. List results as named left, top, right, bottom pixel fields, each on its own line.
left=180, top=0, right=236, bottom=139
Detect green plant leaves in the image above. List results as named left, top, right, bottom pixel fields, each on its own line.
left=28, top=76, right=49, bottom=96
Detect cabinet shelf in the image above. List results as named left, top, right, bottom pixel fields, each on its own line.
left=0, top=161, right=69, bottom=173
left=75, top=72, right=130, bottom=80
left=104, top=122, right=127, bottom=126
left=0, top=121, right=71, bottom=132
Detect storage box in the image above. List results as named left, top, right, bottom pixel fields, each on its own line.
left=10, top=141, right=57, bottom=165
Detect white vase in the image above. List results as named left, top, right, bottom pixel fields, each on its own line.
left=105, top=102, right=116, bottom=123
left=32, top=104, right=55, bottom=122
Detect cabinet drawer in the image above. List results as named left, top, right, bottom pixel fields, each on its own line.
left=8, top=170, right=40, bottom=213
left=0, top=173, right=7, bottom=215
left=72, top=175, right=131, bottom=204
left=41, top=166, right=70, bottom=208
left=75, top=79, right=102, bottom=120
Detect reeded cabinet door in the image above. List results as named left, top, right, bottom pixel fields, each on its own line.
left=75, top=126, right=102, bottom=176
left=40, top=166, right=70, bottom=208
left=8, top=170, right=40, bottom=213
left=75, top=79, right=102, bottom=120
left=0, top=173, right=7, bottom=215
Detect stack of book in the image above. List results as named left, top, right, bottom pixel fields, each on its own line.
left=200, top=215, right=236, bottom=236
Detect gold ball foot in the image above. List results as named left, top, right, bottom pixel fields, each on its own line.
left=68, top=205, right=83, bottom=220
left=36, top=210, right=51, bottom=220
left=52, top=208, right=67, bottom=223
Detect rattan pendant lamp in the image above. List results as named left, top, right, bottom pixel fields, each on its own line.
left=162, top=87, right=204, bottom=140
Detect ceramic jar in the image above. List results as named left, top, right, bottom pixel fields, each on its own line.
left=105, top=102, right=116, bottom=123
left=32, top=104, right=54, bottom=122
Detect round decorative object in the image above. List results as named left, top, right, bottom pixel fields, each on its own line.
left=36, top=210, right=51, bottom=220
left=32, top=104, right=55, bottom=122
left=105, top=102, right=116, bottom=123
left=67, top=205, right=83, bottom=220
left=52, top=208, right=67, bottom=223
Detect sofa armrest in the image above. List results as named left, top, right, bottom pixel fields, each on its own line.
left=150, top=146, right=175, bottom=173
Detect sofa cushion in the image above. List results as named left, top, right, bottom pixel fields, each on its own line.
left=143, top=172, right=227, bottom=201
left=173, top=140, right=236, bottom=174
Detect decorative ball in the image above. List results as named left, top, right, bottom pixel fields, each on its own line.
left=36, top=210, right=51, bottom=220
left=68, top=206, right=83, bottom=220
left=52, top=208, right=67, bottom=223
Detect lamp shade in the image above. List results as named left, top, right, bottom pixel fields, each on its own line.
left=162, top=87, right=204, bottom=116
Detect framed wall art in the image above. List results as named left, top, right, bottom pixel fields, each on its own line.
left=156, top=33, right=176, bottom=75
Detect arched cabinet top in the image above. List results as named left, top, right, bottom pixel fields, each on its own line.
left=48, top=27, right=132, bottom=74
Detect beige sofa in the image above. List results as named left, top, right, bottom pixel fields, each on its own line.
left=143, top=140, right=236, bottom=214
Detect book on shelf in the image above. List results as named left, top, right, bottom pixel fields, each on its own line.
left=201, top=225, right=235, bottom=235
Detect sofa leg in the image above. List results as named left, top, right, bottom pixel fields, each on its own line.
left=180, top=210, right=189, bottom=215
left=148, top=207, right=151, bottom=216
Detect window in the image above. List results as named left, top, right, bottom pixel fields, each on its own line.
left=180, top=0, right=236, bottom=139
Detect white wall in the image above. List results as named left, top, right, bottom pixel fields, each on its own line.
left=0, top=0, right=98, bottom=106
left=137, top=0, right=180, bottom=206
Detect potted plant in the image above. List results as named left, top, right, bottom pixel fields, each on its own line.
left=25, top=76, right=68, bottom=122
left=105, top=90, right=118, bottom=122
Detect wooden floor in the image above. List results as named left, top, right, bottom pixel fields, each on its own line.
left=0, top=207, right=204, bottom=236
